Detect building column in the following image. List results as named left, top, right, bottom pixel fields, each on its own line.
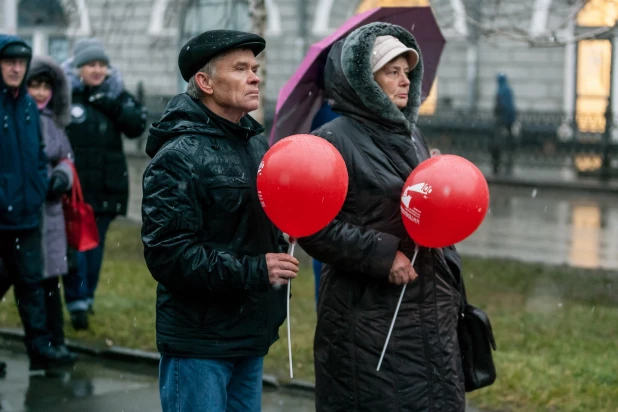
left=558, top=21, right=577, bottom=142
left=32, top=30, right=48, bottom=56
left=3, top=0, right=18, bottom=34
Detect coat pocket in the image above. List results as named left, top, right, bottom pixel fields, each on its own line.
left=0, top=173, right=11, bottom=210
left=103, top=152, right=129, bottom=194
left=0, top=173, right=18, bottom=215
left=209, top=183, right=251, bottom=214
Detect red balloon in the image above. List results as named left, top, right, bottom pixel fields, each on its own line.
left=257, top=134, right=349, bottom=238
left=400, top=155, right=489, bottom=248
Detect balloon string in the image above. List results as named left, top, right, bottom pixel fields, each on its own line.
left=377, top=245, right=420, bottom=372
left=287, top=237, right=296, bottom=379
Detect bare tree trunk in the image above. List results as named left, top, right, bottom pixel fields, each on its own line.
left=466, top=0, right=481, bottom=112
left=249, top=0, right=267, bottom=124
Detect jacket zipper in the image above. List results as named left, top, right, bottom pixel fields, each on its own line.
left=237, top=139, right=271, bottom=348
left=11, top=98, right=29, bottom=222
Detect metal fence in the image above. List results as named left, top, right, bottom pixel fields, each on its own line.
left=417, top=109, right=618, bottom=181
left=132, top=99, right=618, bottom=182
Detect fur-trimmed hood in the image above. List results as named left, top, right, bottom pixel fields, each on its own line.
left=325, top=22, right=424, bottom=134
left=61, top=56, right=125, bottom=99
left=27, top=56, right=72, bottom=128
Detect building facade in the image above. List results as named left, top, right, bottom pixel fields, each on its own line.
left=2, top=0, right=617, bottom=135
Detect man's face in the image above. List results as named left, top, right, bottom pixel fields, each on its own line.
left=79, top=61, right=108, bottom=87
left=208, top=49, right=261, bottom=114
left=0, top=58, right=28, bottom=88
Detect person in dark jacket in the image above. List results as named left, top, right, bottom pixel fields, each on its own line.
left=492, top=73, right=517, bottom=176
left=309, top=99, right=340, bottom=306
left=26, top=55, right=77, bottom=362
left=61, top=38, right=147, bottom=330
left=141, top=30, right=299, bottom=412
left=298, top=23, right=466, bottom=411
left=0, top=35, right=74, bottom=372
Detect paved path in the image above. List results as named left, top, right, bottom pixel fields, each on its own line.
left=0, top=343, right=314, bottom=412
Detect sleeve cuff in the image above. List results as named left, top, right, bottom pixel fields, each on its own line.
left=368, top=232, right=401, bottom=280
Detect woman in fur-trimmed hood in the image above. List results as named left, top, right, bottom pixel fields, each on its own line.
left=25, top=55, right=76, bottom=360
left=298, top=23, right=466, bottom=411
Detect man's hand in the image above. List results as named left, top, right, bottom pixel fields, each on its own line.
left=89, top=93, right=122, bottom=119
left=266, top=253, right=299, bottom=287
left=388, top=251, right=418, bottom=285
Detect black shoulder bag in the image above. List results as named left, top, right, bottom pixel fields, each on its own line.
left=457, top=273, right=497, bottom=392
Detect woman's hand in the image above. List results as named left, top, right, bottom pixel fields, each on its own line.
left=388, top=251, right=418, bottom=285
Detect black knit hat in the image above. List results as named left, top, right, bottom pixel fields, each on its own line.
left=0, top=43, right=32, bottom=59
left=178, top=30, right=265, bottom=82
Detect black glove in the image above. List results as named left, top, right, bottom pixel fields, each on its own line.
left=46, top=172, right=70, bottom=202
left=88, top=92, right=122, bottom=119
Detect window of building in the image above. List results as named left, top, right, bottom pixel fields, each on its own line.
left=575, top=0, right=616, bottom=132
left=577, top=0, right=618, bottom=28
left=18, top=0, right=67, bottom=27
left=17, top=0, right=69, bottom=58
left=49, top=36, right=69, bottom=63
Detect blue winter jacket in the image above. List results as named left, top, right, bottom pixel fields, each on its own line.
left=0, top=35, right=48, bottom=230
left=495, top=74, right=516, bottom=126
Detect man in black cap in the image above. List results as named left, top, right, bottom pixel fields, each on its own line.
left=0, top=34, right=74, bottom=373
left=142, top=30, right=299, bottom=411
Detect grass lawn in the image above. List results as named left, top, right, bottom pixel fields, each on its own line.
left=1, top=219, right=617, bottom=412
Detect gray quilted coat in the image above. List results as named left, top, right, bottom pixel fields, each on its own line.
left=28, top=56, right=74, bottom=277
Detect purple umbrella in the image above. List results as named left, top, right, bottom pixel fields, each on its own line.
left=269, top=6, right=446, bottom=145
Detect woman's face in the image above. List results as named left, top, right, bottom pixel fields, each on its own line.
left=79, top=61, right=108, bottom=87
left=28, top=79, right=52, bottom=106
left=374, top=55, right=411, bottom=109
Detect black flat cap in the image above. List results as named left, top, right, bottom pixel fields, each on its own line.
left=178, top=30, right=265, bottom=82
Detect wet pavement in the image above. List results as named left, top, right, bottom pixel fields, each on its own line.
left=0, top=342, right=489, bottom=412
left=0, top=343, right=315, bottom=412
left=457, top=185, right=618, bottom=269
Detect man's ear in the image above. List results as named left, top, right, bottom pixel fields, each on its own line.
left=195, top=72, right=214, bottom=96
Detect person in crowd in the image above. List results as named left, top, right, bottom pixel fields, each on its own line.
left=26, top=55, right=77, bottom=362
left=298, top=23, right=466, bottom=411
left=141, top=30, right=299, bottom=412
left=62, top=38, right=147, bottom=330
left=492, top=73, right=516, bottom=176
left=0, top=35, right=74, bottom=373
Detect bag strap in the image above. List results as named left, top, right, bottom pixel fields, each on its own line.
left=458, top=266, right=468, bottom=317
left=61, top=159, right=84, bottom=204
left=442, top=245, right=468, bottom=316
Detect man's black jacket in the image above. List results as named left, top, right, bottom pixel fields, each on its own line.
left=142, top=93, right=288, bottom=358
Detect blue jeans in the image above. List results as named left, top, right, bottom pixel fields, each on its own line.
left=159, top=355, right=264, bottom=412
left=63, top=215, right=113, bottom=312
left=313, top=259, right=322, bottom=305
